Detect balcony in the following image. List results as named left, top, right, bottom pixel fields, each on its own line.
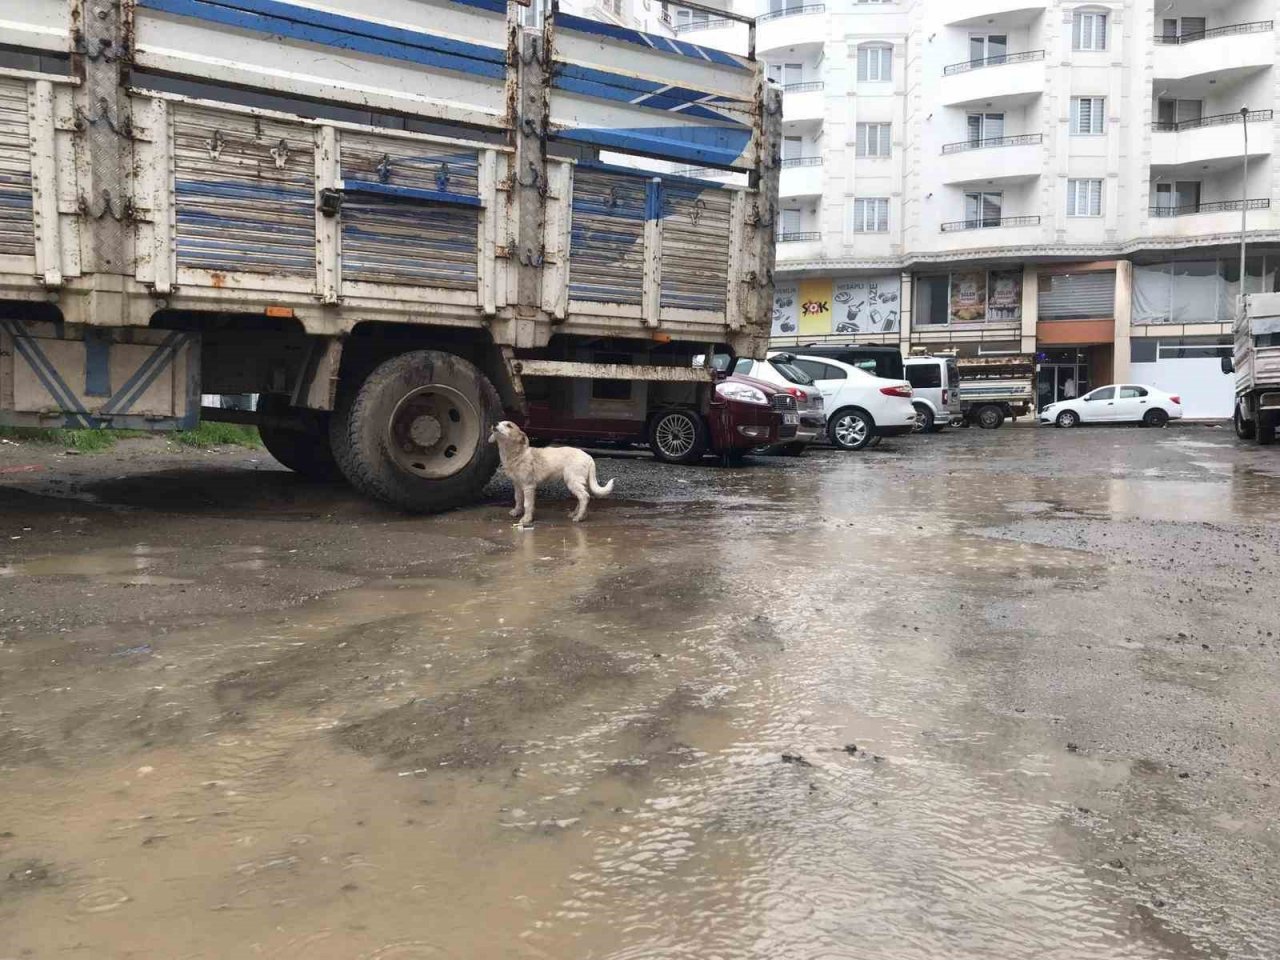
left=940, top=0, right=1046, bottom=28
left=670, top=14, right=748, bottom=51
left=1152, top=21, right=1274, bottom=80
left=940, top=50, right=1045, bottom=108
left=940, top=133, right=1043, bottom=184
left=1146, top=199, right=1275, bottom=239
left=777, top=231, right=821, bottom=242
left=774, top=231, right=823, bottom=262
left=1150, top=110, right=1273, bottom=166
left=1149, top=198, right=1270, bottom=217
left=757, top=4, right=826, bottom=54
left=782, top=81, right=824, bottom=123
left=941, top=215, right=1041, bottom=232
left=779, top=157, right=823, bottom=198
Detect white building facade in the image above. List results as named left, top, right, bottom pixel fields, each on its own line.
left=670, top=0, right=1279, bottom=416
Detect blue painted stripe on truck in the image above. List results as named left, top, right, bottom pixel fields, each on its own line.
left=83, top=330, right=112, bottom=398
left=551, top=74, right=747, bottom=125
left=139, top=0, right=507, bottom=80
left=554, top=63, right=747, bottom=109
left=175, top=179, right=313, bottom=202
left=343, top=179, right=483, bottom=208
left=557, top=125, right=752, bottom=168
left=553, top=12, right=751, bottom=71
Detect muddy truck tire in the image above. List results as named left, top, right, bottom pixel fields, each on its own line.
left=330, top=350, right=501, bottom=512
left=256, top=394, right=341, bottom=480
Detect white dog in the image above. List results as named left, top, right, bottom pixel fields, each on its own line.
left=489, top=420, right=615, bottom=526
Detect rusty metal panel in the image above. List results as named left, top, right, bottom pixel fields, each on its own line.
left=514, top=359, right=713, bottom=382
left=660, top=181, right=732, bottom=313
left=568, top=168, right=647, bottom=306
left=171, top=104, right=316, bottom=276
left=0, top=78, right=34, bottom=258
left=338, top=132, right=480, bottom=289
left=0, top=319, right=199, bottom=430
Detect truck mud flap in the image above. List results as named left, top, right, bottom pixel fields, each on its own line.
left=0, top=321, right=199, bottom=430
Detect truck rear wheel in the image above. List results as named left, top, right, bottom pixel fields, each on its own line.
left=330, top=350, right=501, bottom=512
left=975, top=404, right=1005, bottom=430
left=1235, top=404, right=1256, bottom=440
left=1257, top=410, right=1278, bottom=446
left=257, top=394, right=340, bottom=480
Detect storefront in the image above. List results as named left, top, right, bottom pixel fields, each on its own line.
left=771, top=273, right=903, bottom=338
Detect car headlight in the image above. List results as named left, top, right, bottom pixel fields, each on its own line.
left=716, top=381, right=769, bottom=406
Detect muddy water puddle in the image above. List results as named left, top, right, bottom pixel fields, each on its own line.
left=2, top=432, right=1276, bottom=958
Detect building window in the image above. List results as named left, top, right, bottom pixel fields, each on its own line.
left=855, top=122, right=891, bottom=157
left=851, top=198, right=889, bottom=233
left=1072, top=11, right=1107, bottom=51
left=966, top=112, right=1004, bottom=143
left=782, top=135, right=804, bottom=161
left=1133, top=254, right=1280, bottom=324
left=912, top=269, right=1023, bottom=326
left=857, top=44, right=892, bottom=82
left=777, top=208, right=802, bottom=239
left=1156, top=98, right=1202, bottom=127
left=969, top=34, right=1007, bottom=63
left=1071, top=97, right=1105, bottom=135
left=767, top=62, right=804, bottom=87
left=964, top=191, right=1003, bottom=226
left=1067, top=179, right=1103, bottom=217
left=1038, top=270, right=1116, bottom=319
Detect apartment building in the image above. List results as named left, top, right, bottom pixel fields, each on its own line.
left=670, top=0, right=1278, bottom=417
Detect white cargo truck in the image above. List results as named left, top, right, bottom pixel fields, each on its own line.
left=1224, top=292, right=1280, bottom=445
left=0, top=0, right=778, bottom=509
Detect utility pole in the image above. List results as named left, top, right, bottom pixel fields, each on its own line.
left=1239, top=105, right=1250, bottom=308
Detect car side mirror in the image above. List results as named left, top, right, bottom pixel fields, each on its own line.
left=1220, top=355, right=1234, bottom=375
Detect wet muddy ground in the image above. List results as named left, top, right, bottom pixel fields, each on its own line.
left=2, top=424, right=1280, bottom=959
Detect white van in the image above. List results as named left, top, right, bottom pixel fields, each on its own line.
left=903, top=356, right=962, bottom=432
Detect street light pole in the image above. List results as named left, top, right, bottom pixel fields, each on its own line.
left=1239, top=105, right=1250, bottom=307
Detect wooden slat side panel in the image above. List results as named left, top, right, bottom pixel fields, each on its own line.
left=568, top=169, right=646, bottom=306
left=659, top=182, right=731, bottom=313
left=339, top=134, right=480, bottom=289
left=0, top=79, right=34, bottom=258
left=172, top=105, right=316, bottom=276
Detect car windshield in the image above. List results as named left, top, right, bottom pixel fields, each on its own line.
left=769, top=360, right=813, bottom=385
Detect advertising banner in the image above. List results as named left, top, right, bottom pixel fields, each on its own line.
left=987, top=270, right=1023, bottom=321
left=832, top=275, right=901, bottom=333
left=772, top=283, right=799, bottom=336
left=950, top=270, right=987, bottom=323
left=797, top=278, right=833, bottom=335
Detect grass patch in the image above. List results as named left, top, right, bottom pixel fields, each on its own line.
left=169, top=422, right=262, bottom=448
left=0, top=426, right=143, bottom=452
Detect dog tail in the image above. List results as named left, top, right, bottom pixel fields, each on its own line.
left=588, top=459, right=615, bottom=498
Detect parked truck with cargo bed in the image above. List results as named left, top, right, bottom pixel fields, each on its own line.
left=0, top=0, right=778, bottom=510
left=1224, top=292, right=1280, bottom=445
left=956, top=354, right=1035, bottom=429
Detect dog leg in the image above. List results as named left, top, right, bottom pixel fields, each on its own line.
left=517, top=484, right=537, bottom=526
left=510, top=485, right=523, bottom=519
left=567, top=478, right=590, bottom=522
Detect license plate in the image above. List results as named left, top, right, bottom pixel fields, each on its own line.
left=783, top=412, right=799, bottom=425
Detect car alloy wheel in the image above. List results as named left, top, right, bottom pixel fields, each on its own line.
left=1055, top=410, right=1079, bottom=428
left=654, top=413, right=696, bottom=458
left=831, top=410, right=871, bottom=450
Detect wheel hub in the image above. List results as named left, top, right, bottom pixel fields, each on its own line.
left=385, top=384, right=480, bottom=480
left=409, top=414, right=443, bottom=449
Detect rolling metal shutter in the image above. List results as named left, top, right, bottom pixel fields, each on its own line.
left=1038, top=271, right=1115, bottom=319
left=0, top=78, right=34, bottom=258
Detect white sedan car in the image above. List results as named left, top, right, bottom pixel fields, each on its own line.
left=775, top=352, right=918, bottom=450
left=1040, top=384, right=1183, bottom=428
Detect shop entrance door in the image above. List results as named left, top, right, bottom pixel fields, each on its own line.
left=1036, top=359, right=1090, bottom=410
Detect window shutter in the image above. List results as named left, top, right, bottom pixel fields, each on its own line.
left=1072, top=14, right=1082, bottom=48
left=1096, top=14, right=1106, bottom=48
left=857, top=48, right=868, bottom=82
left=1039, top=271, right=1116, bottom=318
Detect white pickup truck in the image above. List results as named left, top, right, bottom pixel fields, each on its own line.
left=0, top=0, right=778, bottom=509
left=1224, top=292, right=1280, bottom=445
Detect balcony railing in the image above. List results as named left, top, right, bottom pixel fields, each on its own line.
left=777, top=231, right=821, bottom=242
left=779, top=156, right=823, bottom=168
left=671, top=165, right=736, bottom=179
left=758, top=3, right=825, bottom=23
left=1149, top=198, right=1271, bottom=218
left=1152, top=108, right=1272, bottom=132
left=941, top=215, right=1041, bottom=232
left=941, top=133, right=1043, bottom=154
left=1153, top=20, right=1273, bottom=44
left=783, top=81, right=825, bottom=93
left=942, top=49, right=1045, bottom=76
left=672, top=16, right=733, bottom=33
